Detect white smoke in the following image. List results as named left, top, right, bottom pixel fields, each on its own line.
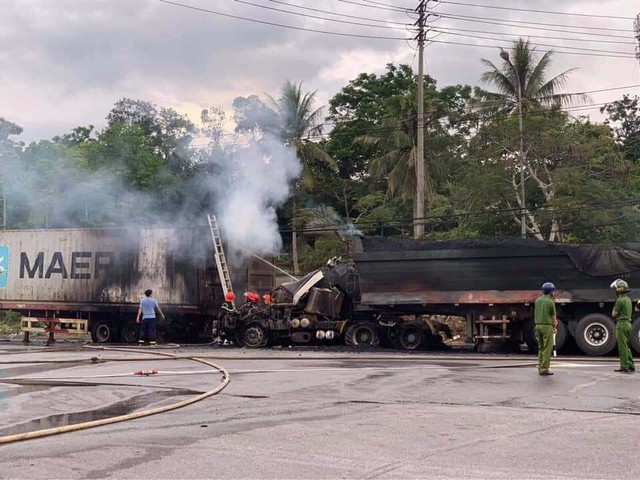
left=214, top=134, right=301, bottom=259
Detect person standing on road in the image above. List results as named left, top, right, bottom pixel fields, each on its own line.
left=535, top=282, right=558, bottom=376
left=611, top=279, right=635, bottom=373
left=136, top=289, right=165, bottom=346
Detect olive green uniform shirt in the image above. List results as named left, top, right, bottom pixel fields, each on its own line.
left=534, top=294, right=556, bottom=325
left=613, top=295, right=632, bottom=322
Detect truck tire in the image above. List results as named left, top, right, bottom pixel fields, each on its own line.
left=120, top=323, right=139, bottom=344
left=345, top=322, right=379, bottom=348
left=242, top=323, right=268, bottom=348
left=91, top=321, right=115, bottom=343
left=398, top=324, right=424, bottom=350
left=630, top=319, right=640, bottom=354
left=575, top=314, right=616, bottom=356
left=523, top=320, right=567, bottom=354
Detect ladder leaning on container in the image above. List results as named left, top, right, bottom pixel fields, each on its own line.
left=207, top=214, right=234, bottom=302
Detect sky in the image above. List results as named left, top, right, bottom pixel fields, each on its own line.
left=1, top=0, right=639, bottom=142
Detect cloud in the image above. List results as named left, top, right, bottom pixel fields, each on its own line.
left=1, top=0, right=638, bottom=141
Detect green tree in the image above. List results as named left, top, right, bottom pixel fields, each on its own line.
left=472, top=39, right=586, bottom=237
left=0, top=118, right=24, bottom=228
left=461, top=111, right=636, bottom=242
left=602, top=95, right=640, bottom=163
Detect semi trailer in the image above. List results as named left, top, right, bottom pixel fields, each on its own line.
left=0, top=227, right=274, bottom=343
left=221, top=236, right=640, bottom=356
left=3, top=227, right=640, bottom=356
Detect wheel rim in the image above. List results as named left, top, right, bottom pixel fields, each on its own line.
left=399, top=327, right=422, bottom=350
left=244, top=325, right=266, bottom=347
left=584, top=322, right=609, bottom=347
left=94, top=324, right=111, bottom=343
left=122, top=326, right=137, bottom=343
left=353, top=326, right=375, bottom=346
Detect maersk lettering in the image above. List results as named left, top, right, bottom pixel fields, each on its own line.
left=20, top=252, right=44, bottom=278
left=20, top=251, right=117, bottom=279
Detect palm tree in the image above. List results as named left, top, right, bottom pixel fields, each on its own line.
left=473, top=38, right=586, bottom=238
left=473, top=38, right=584, bottom=116
left=362, top=112, right=431, bottom=223
left=268, top=81, right=337, bottom=274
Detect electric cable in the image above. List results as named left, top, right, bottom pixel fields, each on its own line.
left=432, top=29, right=636, bottom=56
left=158, top=0, right=412, bottom=40
left=269, top=0, right=411, bottom=26
left=432, top=14, right=634, bottom=39
left=428, top=38, right=635, bottom=59
left=433, top=12, right=633, bottom=33
left=431, top=0, right=635, bottom=21
left=235, top=0, right=410, bottom=30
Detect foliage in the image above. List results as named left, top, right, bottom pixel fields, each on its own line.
left=298, top=233, right=347, bottom=272
left=0, top=311, right=21, bottom=335
left=602, top=95, right=640, bottom=163
left=472, top=38, right=586, bottom=117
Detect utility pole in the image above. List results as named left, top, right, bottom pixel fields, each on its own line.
left=414, top=0, right=427, bottom=239
left=635, top=14, right=640, bottom=65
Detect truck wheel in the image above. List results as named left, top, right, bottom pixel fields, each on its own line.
left=345, top=322, right=379, bottom=348
left=522, top=320, right=567, bottom=354
left=630, top=319, right=640, bottom=354
left=522, top=319, right=537, bottom=354
left=92, top=321, right=114, bottom=343
left=398, top=324, right=424, bottom=350
left=242, top=324, right=268, bottom=348
left=120, top=323, right=138, bottom=344
left=575, top=314, right=616, bottom=356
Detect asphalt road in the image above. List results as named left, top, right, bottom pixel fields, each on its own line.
left=0, top=344, right=639, bottom=479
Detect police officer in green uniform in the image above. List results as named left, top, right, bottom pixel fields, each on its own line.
left=535, top=282, right=558, bottom=376
left=610, top=279, right=635, bottom=373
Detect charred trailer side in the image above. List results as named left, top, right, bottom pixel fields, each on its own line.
left=350, top=237, right=640, bottom=356
left=0, top=227, right=259, bottom=343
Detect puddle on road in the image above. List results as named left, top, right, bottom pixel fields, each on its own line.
left=0, top=389, right=195, bottom=437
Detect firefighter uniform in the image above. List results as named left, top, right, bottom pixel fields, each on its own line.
left=613, top=293, right=635, bottom=372
left=534, top=292, right=556, bottom=375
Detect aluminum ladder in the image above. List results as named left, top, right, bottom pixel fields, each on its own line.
left=207, top=214, right=234, bottom=297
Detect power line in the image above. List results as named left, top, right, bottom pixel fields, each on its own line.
left=337, top=0, right=414, bottom=14
left=235, top=0, right=409, bottom=30
left=432, top=25, right=636, bottom=46
left=572, top=84, right=640, bottom=95
left=428, top=38, right=636, bottom=59
left=432, top=0, right=635, bottom=21
left=269, top=0, right=411, bottom=26
left=434, top=13, right=634, bottom=39
left=432, top=30, right=636, bottom=57
left=158, top=0, right=411, bottom=40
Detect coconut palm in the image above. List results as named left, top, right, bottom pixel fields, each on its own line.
left=473, top=38, right=586, bottom=238
left=473, top=38, right=586, bottom=116
left=268, top=81, right=337, bottom=274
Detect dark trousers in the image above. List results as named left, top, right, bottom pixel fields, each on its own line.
left=140, top=317, right=157, bottom=343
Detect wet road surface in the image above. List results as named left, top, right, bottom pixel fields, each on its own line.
left=0, top=344, right=638, bottom=479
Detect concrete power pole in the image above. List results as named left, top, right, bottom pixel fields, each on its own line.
left=635, top=14, right=640, bottom=65
left=414, top=0, right=427, bottom=239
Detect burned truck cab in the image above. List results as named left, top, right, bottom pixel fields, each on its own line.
left=229, top=259, right=356, bottom=348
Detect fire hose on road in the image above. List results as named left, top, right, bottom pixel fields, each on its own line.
left=0, top=346, right=230, bottom=446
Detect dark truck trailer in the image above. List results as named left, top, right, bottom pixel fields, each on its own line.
left=353, top=237, right=640, bottom=355
left=0, top=227, right=274, bottom=343
left=221, top=236, right=640, bottom=356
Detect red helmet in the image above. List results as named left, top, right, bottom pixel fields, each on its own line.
left=245, top=291, right=260, bottom=303
left=225, top=291, right=236, bottom=302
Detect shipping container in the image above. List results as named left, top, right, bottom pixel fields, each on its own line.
left=0, top=227, right=275, bottom=343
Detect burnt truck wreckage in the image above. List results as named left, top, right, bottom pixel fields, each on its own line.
left=3, top=226, right=640, bottom=356
left=220, top=236, right=640, bottom=356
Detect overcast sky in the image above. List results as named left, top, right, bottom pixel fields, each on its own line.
left=1, top=0, right=639, bottom=142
